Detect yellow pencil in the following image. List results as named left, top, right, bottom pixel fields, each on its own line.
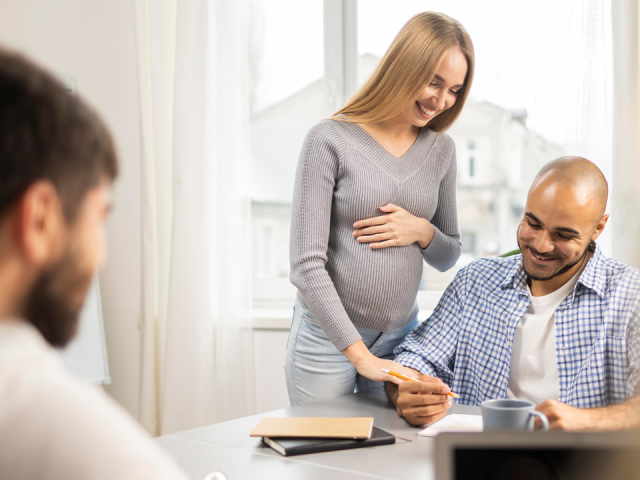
left=382, top=368, right=460, bottom=398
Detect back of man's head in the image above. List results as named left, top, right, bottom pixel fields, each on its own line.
left=0, top=48, right=119, bottom=346
left=0, top=48, right=118, bottom=222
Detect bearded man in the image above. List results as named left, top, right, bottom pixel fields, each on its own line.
left=386, top=156, right=640, bottom=430
left=0, top=49, right=188, bottom=479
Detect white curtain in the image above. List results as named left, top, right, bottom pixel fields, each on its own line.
left=566, top=0, right=613, bottom=256
left=135, top=0, right=255, bottom=436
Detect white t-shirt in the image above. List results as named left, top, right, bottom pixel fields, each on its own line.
left=506, top=258, right=588, bottom=405
left=0, top=319, right=189, bottom=480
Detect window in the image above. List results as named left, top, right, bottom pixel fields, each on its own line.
left=458, top=138, right=483, bottom=184
left=249, top=0, right=324, bottom=306
left=250, top=0, right=611, bottom=310
left=359, top=0, right=588, bottom=296
left=467, top=140, right=476, bottom=178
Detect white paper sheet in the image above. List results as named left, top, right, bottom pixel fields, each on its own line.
left=418, top=414, right=483, bottom=437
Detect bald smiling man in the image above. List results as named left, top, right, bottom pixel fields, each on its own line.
left=386, top=157, right=640, bottom=431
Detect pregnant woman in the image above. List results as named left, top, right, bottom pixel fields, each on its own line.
left=285, top=12, right=474, bottom=405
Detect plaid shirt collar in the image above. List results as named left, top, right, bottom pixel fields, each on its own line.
left=500, top=244, right=607, bottom=300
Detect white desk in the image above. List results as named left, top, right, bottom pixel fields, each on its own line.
left=156, top=393, right=481, bottom=479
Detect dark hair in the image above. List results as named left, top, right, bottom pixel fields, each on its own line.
left=0, top=48, right=118, bottom=222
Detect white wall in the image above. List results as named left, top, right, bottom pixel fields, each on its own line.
left=0, top=1, right=142, bottom=417
left=253, top=329, right=290, bottom=412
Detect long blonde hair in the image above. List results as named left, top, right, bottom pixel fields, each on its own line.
left=333, top=12, right=474, bottom=133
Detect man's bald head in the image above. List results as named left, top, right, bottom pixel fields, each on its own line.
left=530, top=156, right=608, bottom=223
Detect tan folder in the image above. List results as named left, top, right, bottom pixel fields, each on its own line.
left=250, top=417, right=374, bottom=439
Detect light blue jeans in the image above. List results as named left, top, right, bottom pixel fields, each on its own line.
left=283, top=298, right=420, bottom=406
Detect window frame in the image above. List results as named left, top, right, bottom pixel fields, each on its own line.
left=251, top=0, right=447, bottom=316
left=323, top=0, right=358, bottom=115
left=252, top=0, right=362, bottom=310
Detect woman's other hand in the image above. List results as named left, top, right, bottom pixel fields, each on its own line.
left=342, top=340, right=420, bottom=384
left=353, top=204, right=435, bottom=249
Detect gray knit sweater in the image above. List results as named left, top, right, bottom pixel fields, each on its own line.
left=290, top=120, right=461, bottom=351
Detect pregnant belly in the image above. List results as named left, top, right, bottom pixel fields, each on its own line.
left=326, top=243, right=424, bottom=322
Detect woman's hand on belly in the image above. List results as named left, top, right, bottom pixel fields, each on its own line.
left=342, top=339, right=420, bottom=384
left=353, top=203, right=435, bottom=250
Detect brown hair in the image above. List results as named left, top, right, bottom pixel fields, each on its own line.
left=0, top=47, right=118, bottom=222
left=333, top=12, right=474, bottom=132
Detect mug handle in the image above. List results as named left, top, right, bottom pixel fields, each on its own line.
left=530, top=410, right=549, bottom=431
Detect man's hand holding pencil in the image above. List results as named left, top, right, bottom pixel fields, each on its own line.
left=383, top=368, right=457, bottom=427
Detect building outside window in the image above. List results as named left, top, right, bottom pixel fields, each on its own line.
left=467, top=140, right=476, bottom=178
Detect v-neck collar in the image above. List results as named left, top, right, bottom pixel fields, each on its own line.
left=354, top=123, right=422, bottom=160
left=331, top=120, right=438, bottom=183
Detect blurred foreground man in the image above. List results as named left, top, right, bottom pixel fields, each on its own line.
left=387, top=157, right=640, bottom=431
left=0, top=49, right=188, bottom=479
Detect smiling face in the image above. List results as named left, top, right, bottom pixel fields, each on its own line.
left=517, top=175, right=608, bottom=289
left=400, top=46, right=468, bottom=128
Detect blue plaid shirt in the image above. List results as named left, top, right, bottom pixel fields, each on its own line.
left=395, top=245, right=640, bottom=408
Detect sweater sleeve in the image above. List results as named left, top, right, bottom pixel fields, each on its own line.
left=422, top=135, right=462, bottom=272
left=289, top=122, right=362, bottom=352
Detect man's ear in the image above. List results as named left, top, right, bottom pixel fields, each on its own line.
left=16, top=181, right=67, bottom=266
left=591, top=214, right=609, bottom=242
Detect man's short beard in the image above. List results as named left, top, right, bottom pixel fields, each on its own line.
left=21, top=247, right=89, bottom=348
left=519, top=241, right=591, bottom=282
